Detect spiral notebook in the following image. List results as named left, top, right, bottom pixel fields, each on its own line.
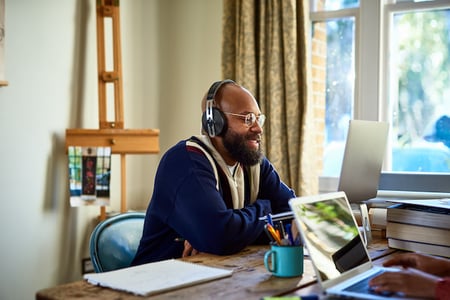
left=84, top=259, right=233, bottom=296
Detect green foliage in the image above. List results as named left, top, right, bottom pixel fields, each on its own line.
left=395, top=9, right=450, bottom=142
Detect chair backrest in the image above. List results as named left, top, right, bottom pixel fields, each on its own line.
left=89, top=212, right=145, bottom=273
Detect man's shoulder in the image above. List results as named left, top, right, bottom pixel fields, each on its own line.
left=258, top=157, right=276, bottom=173
left=259, top=156, right=272, bottom=166
left=161, top=137, right=211, bottom=162
left=163, top=139, right=189, bottom=154
left=185, top=136, right=212, bottom=156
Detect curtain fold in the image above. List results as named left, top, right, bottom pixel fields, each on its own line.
left=222, top=0, right=318, bottom=195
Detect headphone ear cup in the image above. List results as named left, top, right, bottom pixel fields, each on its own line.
left=201, top=79, right=235, bottom=137
left=202, top=107, right=227, bottom=137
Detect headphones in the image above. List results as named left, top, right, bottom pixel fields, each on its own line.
left=201, top=79, right=235, bottom=137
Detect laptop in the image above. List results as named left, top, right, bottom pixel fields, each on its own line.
left=338, top=120, right=389, bottom=204
left=289, top=191, right=419, bottom=300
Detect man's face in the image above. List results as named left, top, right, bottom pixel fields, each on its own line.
left=222, top=126, right=263, bottom=166
left=212, top=83, right=265, bottom=166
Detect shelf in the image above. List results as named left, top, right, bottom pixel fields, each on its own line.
left=65, top=128, right=159, bottom=154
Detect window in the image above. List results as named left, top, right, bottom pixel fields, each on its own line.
left=310, top=2, right=358, bottom=177
left=311, top=0, right=450, bottom=194
left=385, top=2, right=450, bottom=173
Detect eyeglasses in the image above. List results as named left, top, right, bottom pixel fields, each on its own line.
left=223, top=112, right=266, bottom=128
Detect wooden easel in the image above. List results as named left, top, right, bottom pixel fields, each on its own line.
left=66, top=0, right=159, bottom=220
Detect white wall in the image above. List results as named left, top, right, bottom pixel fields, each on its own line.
left=0, top=0, right=222, bottom=299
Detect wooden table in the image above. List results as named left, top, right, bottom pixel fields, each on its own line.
left=36, top=245, right=316, bottom=300
left=36, top=234, right=395, bottom=300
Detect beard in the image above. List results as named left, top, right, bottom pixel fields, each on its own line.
left=222, top=129, right=263, bottom=166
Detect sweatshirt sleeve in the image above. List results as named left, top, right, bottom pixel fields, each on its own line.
left=257, top=157, right=296, bottom=213
left=163, top=162, right=273, bottom=255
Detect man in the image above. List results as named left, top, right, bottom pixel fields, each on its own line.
left=132, top=80, right=295, bottom=265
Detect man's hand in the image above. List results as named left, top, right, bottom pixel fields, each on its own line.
left=182, top=240, right=200, bottom=257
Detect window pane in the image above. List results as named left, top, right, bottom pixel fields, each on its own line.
left=311, top=0, right=359, bottom=12
left=389, top=8, right=450, bottom=173
left=313, top=18, right=355, bottom=176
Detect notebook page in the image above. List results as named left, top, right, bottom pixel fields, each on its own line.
left=84, top=259, right=233, bottom=296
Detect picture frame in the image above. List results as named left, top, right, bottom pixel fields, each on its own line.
left=0, top=0, right=8, bottom=87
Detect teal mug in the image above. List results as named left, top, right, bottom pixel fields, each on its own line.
left=264, top=244, right=304, bottom=277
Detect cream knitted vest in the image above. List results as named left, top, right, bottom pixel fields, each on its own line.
left=186, top=135, right=260, bottom=209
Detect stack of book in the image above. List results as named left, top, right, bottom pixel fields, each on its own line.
left=386, top=200, right=450, bottom=257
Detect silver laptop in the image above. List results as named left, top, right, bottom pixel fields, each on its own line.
left=338, top=120, right=389, bottom=203
left=289, top=192, right=419, bottom=300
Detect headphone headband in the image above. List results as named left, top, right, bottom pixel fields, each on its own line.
left=206, top=79, right=235, bottom=102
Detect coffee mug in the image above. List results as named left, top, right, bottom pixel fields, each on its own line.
left=264, top=244, right=304, bottom=277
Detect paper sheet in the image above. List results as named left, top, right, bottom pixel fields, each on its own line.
left=84, top=259, right=233, bottom=296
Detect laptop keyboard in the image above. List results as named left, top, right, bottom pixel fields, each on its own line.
left=343, top=270, right=394, bottom=297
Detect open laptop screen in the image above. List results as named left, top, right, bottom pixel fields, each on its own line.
left=290, top=192, right=370, bottom=282
left=338, top=120, right=389, bottom=203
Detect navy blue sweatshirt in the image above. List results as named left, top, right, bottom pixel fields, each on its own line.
left=132, top=137, right=295, bottom=265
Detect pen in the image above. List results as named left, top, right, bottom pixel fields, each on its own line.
left=277, top=220, right=286, bottom=238
left=285, top=223, right=295, bottom=246
left=264, top=225, right=276, bottom=243
left=265, top=223, right=282, bottom=245
left=267, top=213, right=274, bottom=226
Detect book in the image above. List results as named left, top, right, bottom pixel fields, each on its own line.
left=386, top=221, right=450, bottom=247
left=388, top=238, right=450, bottom=258
left=387, top=198, right=450, bottom=210
left=83, top=259, right=233, bottom=296
left=387, top=203, right=450, bottom=229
